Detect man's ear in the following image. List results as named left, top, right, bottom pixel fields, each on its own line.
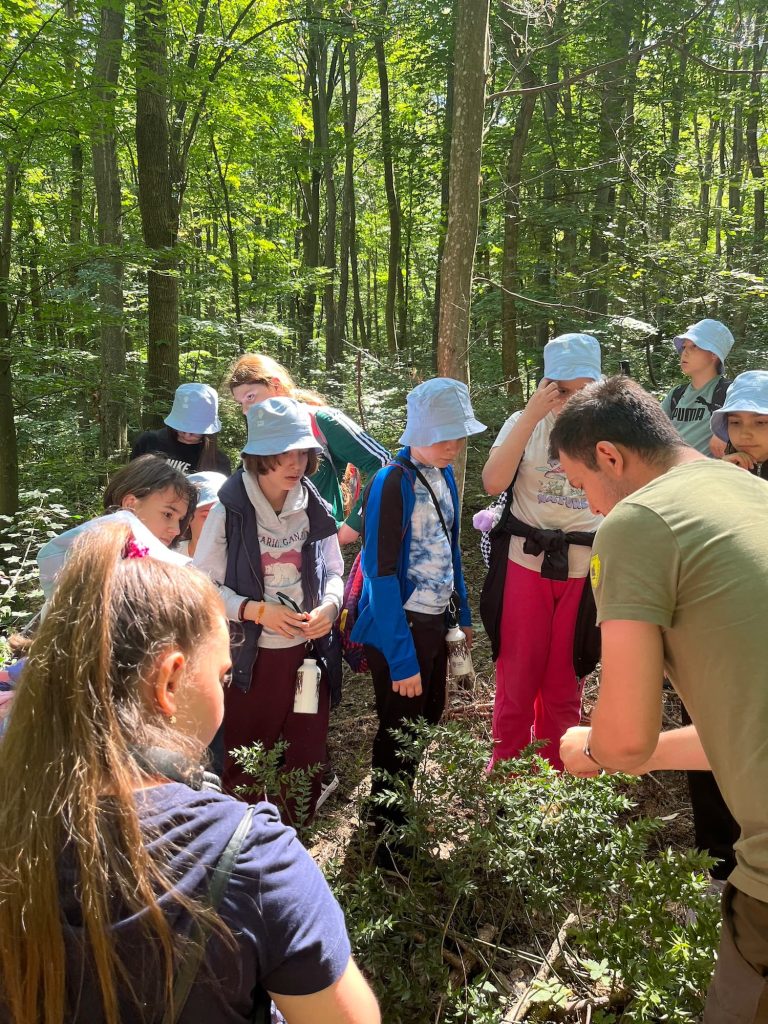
left=595, top=441, right=625, bottom=477
left=151, top=650, right=186, bottom=718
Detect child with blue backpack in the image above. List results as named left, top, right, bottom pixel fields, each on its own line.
left=352, top=378, right=485, bottom=865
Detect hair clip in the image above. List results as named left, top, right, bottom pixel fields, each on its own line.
left=123, top=536, right=150, bottom=560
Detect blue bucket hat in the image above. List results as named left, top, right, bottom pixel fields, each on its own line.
left=399, top=378, right=486, bottom=447
left=543, top=333, right=602, bottom=381
left=164, top=383, right=221, bottom=435
left=37, top=511, right=189, bottom=601
left=711, top=371, right=768, bottom=442
left=242, top=397, right=322, bottom=456
left=673, top=319, right=734, bottom=365
left=187, top=471, right=227, bottom=507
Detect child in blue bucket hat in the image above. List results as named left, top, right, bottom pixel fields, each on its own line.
left=131, top=382, right=231, bottom=475
left=712, top=370, right=768, bottom=479
left=351, top=377, right=485, bottom=868
left=661, top=318, right=735, bottom=457
left=481, top=333, right=603, bottom=773
left=193, top=397, right=343, bottom=825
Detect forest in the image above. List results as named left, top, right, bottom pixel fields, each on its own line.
left=0, top=0, right=765, bottom=520
left=0, top=0, right=765, bottom=1019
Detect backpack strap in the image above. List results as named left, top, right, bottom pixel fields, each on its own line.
left=165, top=805, right=256, bottom=1024
left=394, top=456, right=452, bottom=543
left=668, top=382, right=688, bottom=417
left=713, top=376, right=731, bottom=410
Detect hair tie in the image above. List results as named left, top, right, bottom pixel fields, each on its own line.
left=123, top=536, right=150, bottom=560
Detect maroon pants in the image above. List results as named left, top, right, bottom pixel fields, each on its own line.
left=223, top=644, right=330, bottom=825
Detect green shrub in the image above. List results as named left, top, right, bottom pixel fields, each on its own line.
left=326, top=721, right=719, bottom=1023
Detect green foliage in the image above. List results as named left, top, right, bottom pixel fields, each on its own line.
left=231, top=739, right=322, bottom=841
left=0, top=489, right=76, bottom=630
left=325, top=722, right=719, bottom=1023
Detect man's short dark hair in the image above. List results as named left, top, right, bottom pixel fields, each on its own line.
left=549, top=376, right=687, bottom=468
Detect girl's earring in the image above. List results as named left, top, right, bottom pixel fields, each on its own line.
left=168, top=714, right=177, bottom=725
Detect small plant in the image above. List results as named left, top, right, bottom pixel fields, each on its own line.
left=231, top=739, right=321, bottom=841
left=0, top=489, right=77, bottom=632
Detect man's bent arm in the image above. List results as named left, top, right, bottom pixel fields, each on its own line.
left=589, top=619, right=665, bottom=770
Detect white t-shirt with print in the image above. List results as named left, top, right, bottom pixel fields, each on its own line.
left=492, top=411, right=602, bottom=578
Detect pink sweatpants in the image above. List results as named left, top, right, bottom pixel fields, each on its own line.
left=491, top=560, right=586, bottom=771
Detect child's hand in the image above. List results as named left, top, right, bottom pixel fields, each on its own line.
left=301, top=604, right=336, bottom=640
left=392, top=673, right=422, bottom=698
left=258, top=603, right=308, bottom=639
left=524, top=378, right=562, bottom=423
left=709, top=435, right=727, bottom=458
left=722, top=451, right=756, bottom=470
left=463, top=626, right=474, bottom=649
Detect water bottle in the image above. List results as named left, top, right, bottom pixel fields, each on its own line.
left=293, top=658, right=321, bottom=714
left=446, top=625, right=474, bottom=682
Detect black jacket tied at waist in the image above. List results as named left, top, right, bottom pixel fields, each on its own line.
left=506, top=515, right=595, bottom=581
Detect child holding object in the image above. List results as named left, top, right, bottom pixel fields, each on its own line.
left=481, top=334, right=603, bottom=771
left=351, top=378, right=485, bottom=863
left=193, top=398, right=343, bottom=823
left=131, top=381, right=232, bottom=475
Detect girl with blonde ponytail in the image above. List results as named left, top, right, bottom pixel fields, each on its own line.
left=0, top=524, right=379, bottom=1024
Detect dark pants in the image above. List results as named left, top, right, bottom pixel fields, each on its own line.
left=704, top=884, right=768, bottom=1023
left=223, top=644, right=330, bottom=826
left=365, top=611, right=447, bottom=833
left=680, top=702, right=740, bottom=879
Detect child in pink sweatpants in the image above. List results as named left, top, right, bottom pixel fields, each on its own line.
left=481, top=334, right=603, bottom=770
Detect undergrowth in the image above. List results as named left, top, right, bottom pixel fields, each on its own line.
left=324, top=721, right=719, bottom=1023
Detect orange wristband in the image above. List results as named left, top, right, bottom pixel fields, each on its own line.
left=254, top=602, right=265, bottom=625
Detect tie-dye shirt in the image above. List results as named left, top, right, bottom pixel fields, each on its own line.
left=403, top=463, right=455, bottom=616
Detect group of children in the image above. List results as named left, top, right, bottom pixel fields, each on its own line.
left=5, top=324, right=768, bottom=871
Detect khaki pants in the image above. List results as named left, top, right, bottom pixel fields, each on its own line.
left=704, top=885, right=768, bottom=1023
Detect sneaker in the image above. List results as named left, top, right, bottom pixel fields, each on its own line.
left=315, top=773, right=340, bottom=810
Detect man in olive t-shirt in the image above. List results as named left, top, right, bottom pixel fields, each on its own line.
left=550, top=376, right=768, bottom=1024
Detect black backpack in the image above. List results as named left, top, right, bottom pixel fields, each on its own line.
left=669, top=377, right=731, bottom=417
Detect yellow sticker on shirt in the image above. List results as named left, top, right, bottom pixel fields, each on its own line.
left=590, top=554, right=601, bottom=589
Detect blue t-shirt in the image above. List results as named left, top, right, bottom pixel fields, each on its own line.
left=58, top=784, right=351, bottom=1022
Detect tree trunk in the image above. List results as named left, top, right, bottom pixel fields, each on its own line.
left=587, top=0, right=634, bottom=315
left=501, top=81, right=535, bottom=405
left=315, top=36, right=338, bottom=369
left=211, top=137, right=243, bottom=350
left=436, top=0, right=490, bottom=500
left=92, top=0, right=127, bottom=458
left=135, top=0, right=179, bottom=426
left=745, top=31, right=767, bottom=271
left=432, top=10, right=455, bottom=364
left=375, top=0, right=402, bottom=354
left=0, top=161, right=18, bottom=517
left=297, top=48, right=321, bottom=359
left=695, top=113, right=718, bottom=250
left=658, top=40, right=688, bottom=242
